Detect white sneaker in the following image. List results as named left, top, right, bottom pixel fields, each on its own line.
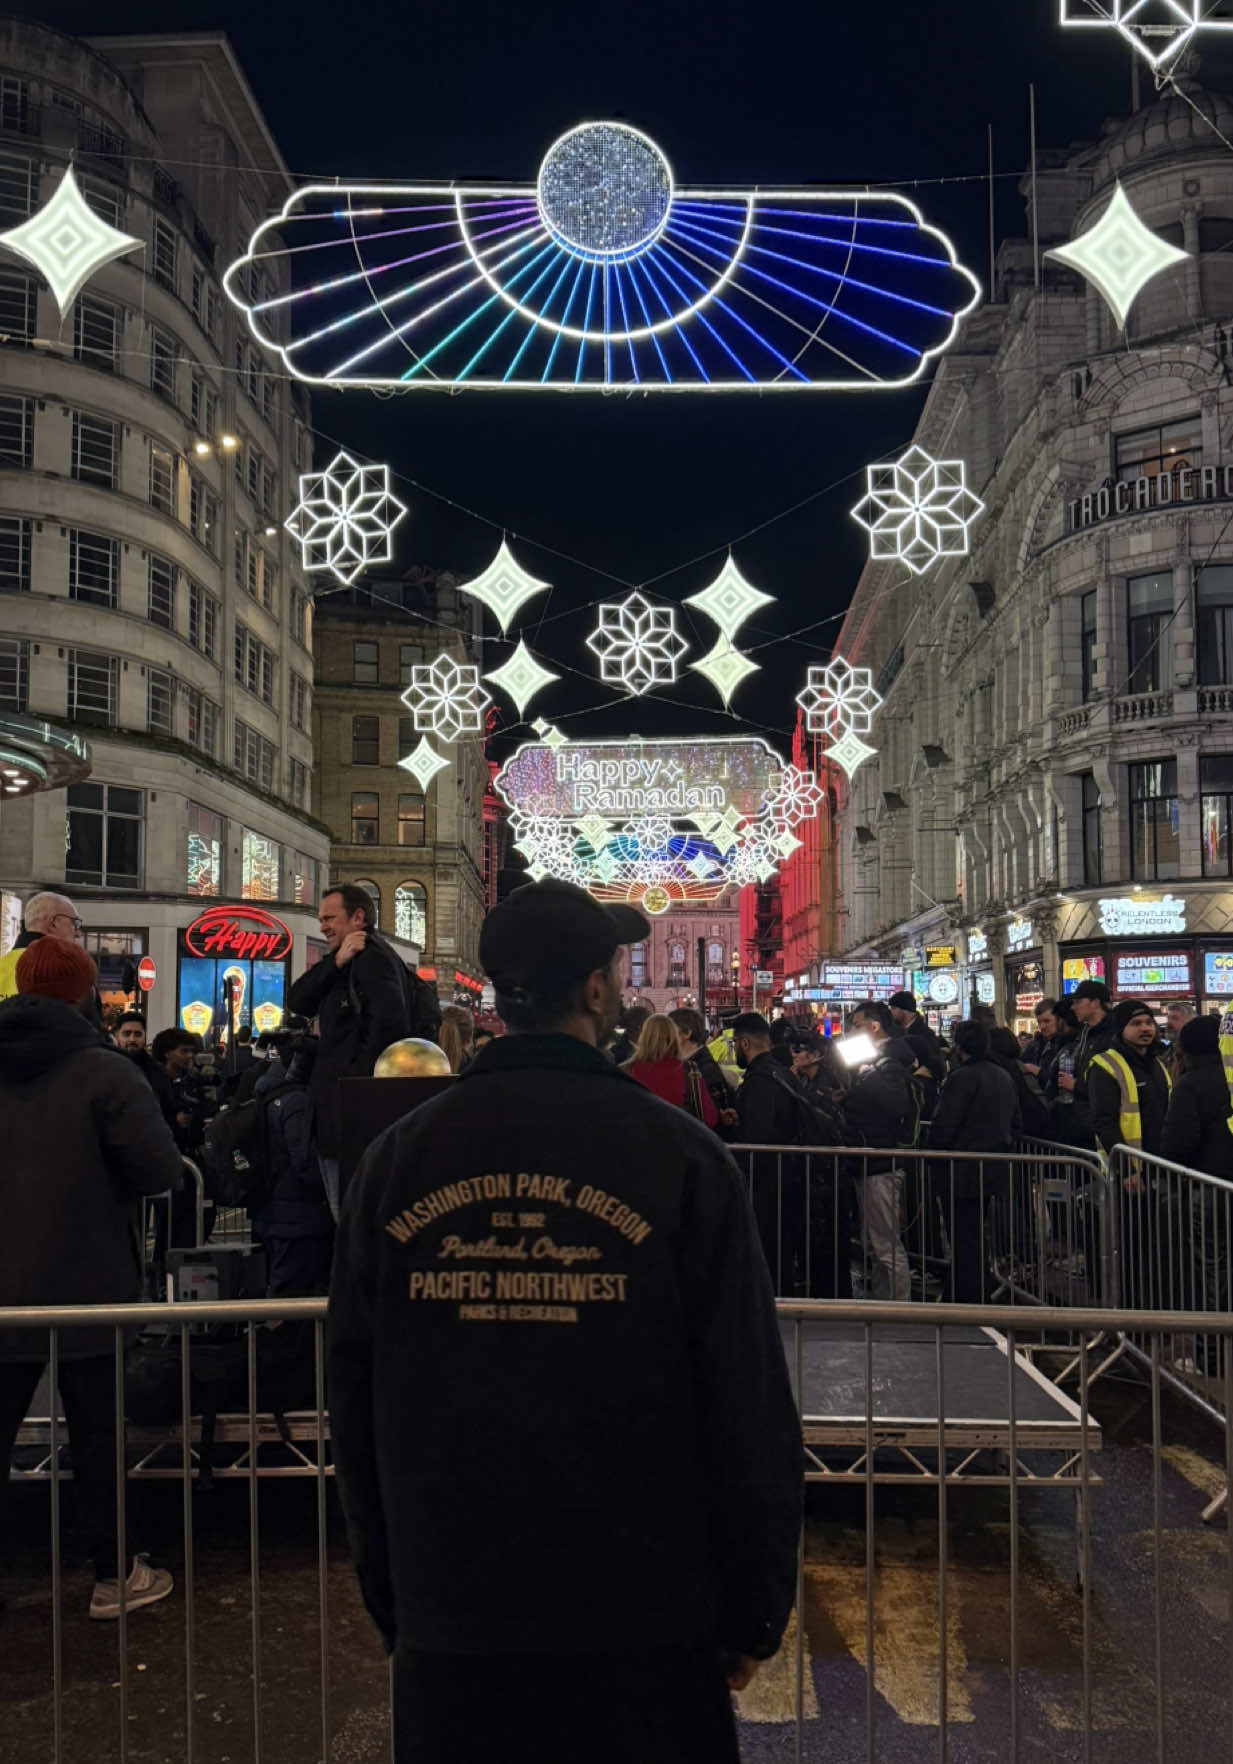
left=88, top=1553, right=174, bottom=1620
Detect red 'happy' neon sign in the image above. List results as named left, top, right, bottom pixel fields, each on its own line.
left=184, top=905, right=292, bottom=963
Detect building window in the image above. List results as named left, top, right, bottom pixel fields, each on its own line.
left=668, top=940, right=688, bottom=986
left=147, top=554, right=175, bottom=629
left=630, top=942, right=649, bottom=989
left=147, top=667, right=174, bottom=737
left=186, top=689, right=218, bottom=758
left=66, top=783, right=142, bottom=889
left=352, top=714, right=380, bottom=765
left=397, top=793, right=425, bottom=846
left=291, top=851, right=316, bottom=906
left=1130, top=759, right=1179, bottom=881
left=150, top=325, right=177, bottom=401
left=67, top=649, right=117, bottom=726
left=79, top=178, right=123, bottom=229
left=353, top=640, right=379, bottom=684
left=189, top=478, right=217, bottom=554
left=240, top=829, right=280, bottom=900
left=289, top=757, right=310, bottom=809
left=1127, top=571, right=1173, bottom=694
left=0, top=152, right=32, bottom=225
left=1114, top=416, right=1201, bottom=485
left=187, top=802, right=222, bottom=896
left=234, top=720, right=277, bottom=791
left=186, top=579, right=218, bottom=659
left=152, top=217, right=177, bottom=292
left=0, top=76, right=28, bottom=133
left=1079, top=589, right=1096, bottom=701
left=394, top=881, right=427, bottom=946
left=70, top=412, right=117, bottom=488
left=354, top=880, right=381, bottom=926
left=1197, top=565, right=1233, bottom=686
left=291, top=589, right=308, bottom=648
left=234, top=624, right=274, bottom=705
left=68, top=531, right=118, bottom=608
left=351, top=791, right=379, bottom=844
left=73, top=296, right=118, bottom=371
left=706, top=940, right=725, bottom=985
left=0, top=270, right=35, bottom=342
left=1081, top=774, right=1102, bottom=885
left=0, top=636, right=27, bottom=709
left=397, top=715, right=414, bottom=756
left=1201, top=755, right=1233, bottom=877
left=0, top=393, right=31, bottom=467
left=289, top=671, right=308, bottom=731
left=400, top=642, right=424, bottom=685
left=0, top=516, right=29, bottom=593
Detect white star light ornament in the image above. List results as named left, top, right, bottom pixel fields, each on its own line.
left=685, top=559, right=775, bottom=642
left=766, top=766, right=825, bottom=828
left=587, top=592, right=687, bottom=695
left=797, top=658, right=883, bottom=737
left=458, top=540, right=551, bottom=635
left=1044, top=182, right=1189, bottom=332
left=401, top=654, right=492, bottom=741
left=0, top=165, right=141, bottom=317
left=399, top=737, right=450, bottom=790
left=692, top=638, right=760, bottom=708
left=1059, top=1, right=1233, bottom=72
left=484, top=640, right=560, bottom=719
left=851, top=446, right=986, bottom=576
left=285, top=452, right=408, bottom=586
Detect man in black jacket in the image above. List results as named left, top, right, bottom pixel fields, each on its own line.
left=843, top=1003, right=915, bottom=1301
left=1088, top=999, right=1173, bottom=1307
left=289, top=883, right=413, bottom=1220
left=0, top=939, right=182, bottom=1618
left=328, top=881, right=801, bottom=1764
left=116, top=1010, right=177, bottom=1128
left=1059, top=979, right=1117, bottom=1146
left=928, top=1021, right=1021, bottom=1302
left=888, top=991, right=946, bottom=1082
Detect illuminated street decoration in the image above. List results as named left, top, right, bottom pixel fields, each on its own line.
left=0, top=165, right=142, bottom=317
left=1044, top=182, right=1189, bottom=331
left=285, top=451, right=408, bottom=586
left=1059, top=1, right=1233, bottom=71
left=223, top=121, right=981, bottom=392
left=485, top=639, right=560, bottom=718
left=685, top=558, right=775, bottom=641
left=401, top=653, right=492, bottom=740
left=399, top=736, right=450, bottom=790
left=691, top=638, right=760, bottom=707
left=458, top=539, right=551, bottom=634
left=532, top=717, right=570, bottom=750
left=825, top=730, right=878, bottom=780
left=587, top=592, right=687, bottom=695
left=797, top=658, right=883, bottom=780
left=495, top=735, right=825, bottom=910
left=851, top=445, right=985, bottom=575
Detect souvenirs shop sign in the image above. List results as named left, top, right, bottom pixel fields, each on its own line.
left=1069, top=466, right=1233, bottom=532
left=184, top=905, right=293, bottom=963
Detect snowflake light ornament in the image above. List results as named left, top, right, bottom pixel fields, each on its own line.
left=765, top=766, right=825, bottom=828
left=458, top=539, right=551, bottom=634
left=484, top=640, right=560, bottom=719
left=1059, top=1, right=1233, bottom=72
left=285, top=451, right=408, bottom=586
left=1044, top=181, right=1189, bottom=331
left=851, top=445, right=985, bottom=576
left=0, top=165, right=142, bottom=317
left=797, top=658, right=883, bottom=738
left=401, top=653, right=492, bottom=741
left=399, top=737, right=450, bottom=790
left=587, top=592, right=687, bottom=695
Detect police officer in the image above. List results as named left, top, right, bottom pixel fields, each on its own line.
left=328, top=879, right=802, bottom=1764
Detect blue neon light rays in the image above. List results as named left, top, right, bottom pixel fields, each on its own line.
left=224, top=125, right=980, bottom=391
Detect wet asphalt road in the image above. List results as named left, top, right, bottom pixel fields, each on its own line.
left=2, top=1367, right=1232, bottom=1763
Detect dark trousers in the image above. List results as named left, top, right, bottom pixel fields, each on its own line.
left=391, top=1645, right=741, bottom=1764
left=950, top=1196, right=989, bottom=1303
left=266, top=1235, right=334, bottom=1298
left=0, top=1356, right=123, bottom=1580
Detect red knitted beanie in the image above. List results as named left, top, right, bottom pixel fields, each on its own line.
left=15, top=938, right=97, bottom=1003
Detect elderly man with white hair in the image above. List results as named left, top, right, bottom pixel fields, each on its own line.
left=0, top=890, right=84, bottom=1000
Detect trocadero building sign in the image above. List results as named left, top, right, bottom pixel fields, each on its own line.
left=1068, top=465, right=1233, bottom=532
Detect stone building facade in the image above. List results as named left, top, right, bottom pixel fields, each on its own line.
left=622, top=897, right=743, bottom=1023
left=833, top=82, right=1233, bottom=1034
left=0, top=23, right=329, bottom=1035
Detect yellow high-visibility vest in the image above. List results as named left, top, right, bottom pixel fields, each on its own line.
left=1091, top=1048, right=1171, bottom=1148
left=0, top=942, right=22, bottom=1001
left=1220, top=1010, right=1233, bottom=1135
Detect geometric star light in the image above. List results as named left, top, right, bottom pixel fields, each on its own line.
left=851, top=445, right=986, bottom=577
left=401, top=653, right=492, bottom=741
left=1044, top=180, right=1190, bottom=332
left=399, top=736, right=450, bottom=790
left=484, top=639, right=560, bottom=719
left=684, top=557, right=775, bottom=642
left=587, top=592, right=687, bottom=695
left=0, top=165, right=142, bottom=317
left=691, top=638, right=760, bottom=708
left=825, top=729, right=878, bottom=780
left=284, top=451, right=408, bottom=587
left=797, top=658, right=883, bottom=738
left=1059, top=1, right=1233, bottom=73
left=457, top=539, right=552, bottom=635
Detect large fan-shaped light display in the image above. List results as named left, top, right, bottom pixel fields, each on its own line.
left=223, top=120, right=980, bottom=392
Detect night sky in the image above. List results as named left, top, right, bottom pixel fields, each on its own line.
left=40, top=2, right=1215, bottom=747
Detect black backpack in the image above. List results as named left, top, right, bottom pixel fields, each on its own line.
left=766, top=1063, right=843, bottom=1148
left=201, top=1089, right=279, bottom=1212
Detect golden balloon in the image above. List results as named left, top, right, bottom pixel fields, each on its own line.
left=373, top=1037, right=453, bottom=1078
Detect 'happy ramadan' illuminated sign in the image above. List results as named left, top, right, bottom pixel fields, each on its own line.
left=498, top=737, right=781, bottom=821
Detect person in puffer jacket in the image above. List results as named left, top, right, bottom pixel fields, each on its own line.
left=252, top=1036, right=335, bottom=1296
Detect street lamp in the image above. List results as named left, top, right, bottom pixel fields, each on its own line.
left=731, top=949, right=740, bottom=1011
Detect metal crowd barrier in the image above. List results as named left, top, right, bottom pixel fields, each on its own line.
left=3, top=1296, right=1231, bottom=1763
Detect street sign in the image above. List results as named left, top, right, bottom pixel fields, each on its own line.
left=136, top=955, right=156, bottom=992
left=754, top=970, right=775, bottom=986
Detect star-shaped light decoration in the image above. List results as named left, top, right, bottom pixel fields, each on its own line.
left=285, top=451, right=408, bottom=586
left=684, top=557, right=775, bottom=642
left=1044, top=181, right=1189, bottom=331
left=797, top=658, right=884, bottom=739
left=484, top=640, right=560, bottom=719
left=0, top=165, right=142, bottom=317
left=587, top=592, right=688, bottom=695
left=825, top=730, right=877, bottom=780
left=401, top=653, right=492, bottom=741
left=851, top=445, right=985, bottom=576
left=399, top=736, right=450, bottom=790
left=765, top=766, right=825, bottom=828
left=457, top=539, right=551, bottom=634
left=574, top=813, right=612, bottom=851
left=532, top=717, right=569, bottom=750
left=1059, top=1, right=1233, bottom=72
left=691, top=637, right=760, bottom=708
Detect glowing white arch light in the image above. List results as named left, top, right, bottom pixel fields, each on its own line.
left=851, top=445, right=985, bottom=576
left=0, top=165, right=142, bottom=317
left=587, top=592, right=687, bottom=695
left=401, top=654, right=492, bottom=741
left=1058, top=0, right=1233, bottom=71
left=685, top=558, right=775, bottom=642
left=485, top=639, right=560, bottom=718
left=1044, top=182, right=1189, bottom=331
left=458, top=539, right=551, bottom=634
left=400, top=736, right=450, bottom=790
left=285, top=452, right=408, bottom=586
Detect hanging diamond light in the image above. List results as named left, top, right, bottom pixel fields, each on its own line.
left=691, top=637, right=759, bottom=707
left=457, top=539, right=552, bottom=634
left=399, top=737, right=450, bottom=790
left=484, top=640, right=560, bottom=719
left=684, top=557, right=775, bottom=641
left=1044, top=181, right=1190, bottom=331
left=0, top=165, right=142, bottom=317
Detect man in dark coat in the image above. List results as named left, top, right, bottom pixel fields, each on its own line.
left=888, top=991, right=946, bottom=1082
left=1162, top=1014, right=1233, bottom=1179
left=928, top=1020, right=1021, bottom=1302
left=288, top=883, right=413, bottom=1220
left=1088, top=999, right=1173, bottom=1306
left=1059, top=979, right=1118, bottom=1146
left=731, top=1012, right=816, bottom=1290
left=842, top=1002, right=916, bottom=1300
left=328, top=880, right=801, bottom=1764
left=0, top=939, right=182, bottom=1618
left=115, top=1011, right=177, bottom=1128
